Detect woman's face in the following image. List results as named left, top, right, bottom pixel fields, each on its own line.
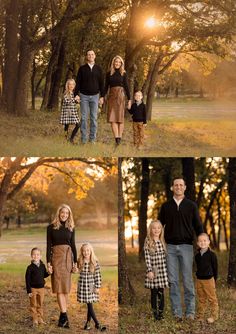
left=114, top=58, right=122, bottom=69
left=82, top=245, right=91, bottom=260
left=59, top=207, right=70, bottom=222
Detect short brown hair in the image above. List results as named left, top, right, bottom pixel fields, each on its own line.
left=31, top=247, right=41, bottom=255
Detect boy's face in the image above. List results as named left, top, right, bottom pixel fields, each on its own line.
left=197, top=235, right=210, bottom=249
left=31, top=250, right=41, bottom=262
left=135, top=92, right=143, bottom=102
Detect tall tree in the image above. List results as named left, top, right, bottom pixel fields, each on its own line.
left=182, top=158, right=196, bottom=201
left=228, top=158, right=236, bottom=288
left=118, top=158, right=134, bottom=304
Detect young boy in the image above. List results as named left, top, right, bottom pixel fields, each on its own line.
left=25, top=247, right=50, bottom=326
left=195, top=233, right=219, bottom=323
left=128, top=91, right=147, bottom=149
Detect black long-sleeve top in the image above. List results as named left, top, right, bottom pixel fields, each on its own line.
left=158, top=197, right=203, bottom=245
left=46, top=222, right=77, bottom=263
left=25, top=261, right=49, bottom=293
left=74, top=63, right=104, bottom=96
left=195, top=248, right=218, bottom=280
left=128, top=102, right=146, bottom=123
left=104, top=70, right=130, bottom=100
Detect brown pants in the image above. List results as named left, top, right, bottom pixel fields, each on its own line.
left=29, top=287, right=45, bottom=322
left=133, top=122, right=144, bottom=146
left=196, top=278, right=219, bottom=319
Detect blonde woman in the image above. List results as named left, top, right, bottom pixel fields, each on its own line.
left=144, top=220, right=169, bottom=321
left=46, top=204, right=77, bottom=328
left=104, top=55, right=131, bottom=145
left=77, top=243, right=106, bottom=331
left=60, top=79, right=80, bottom=144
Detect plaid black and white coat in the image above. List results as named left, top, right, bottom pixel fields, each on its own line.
left=144, top=240, right=169, bottom=289
left=77, top=262, right=102, bottom=303
left=60, top=93, right=80, bottom=125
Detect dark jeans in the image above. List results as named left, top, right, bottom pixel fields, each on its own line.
left=151, top=288, right=164, bottom=314
left=87, top=303, right=99, bottom=326
left=64, top=123, right=80, bottom=140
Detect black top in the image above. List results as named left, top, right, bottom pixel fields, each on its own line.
left=104, top=70, right=130, bottom=100
left=158, top=197, right=203, bottom=245
left=46, top=222, right=77, bottom=263
left=74, top=63, right=104, bottom=96
left=195, top=248, right=218, bottom=280
left=128, top=102, right=146, bottom=123
left=25, top=260, right=49, bottom=293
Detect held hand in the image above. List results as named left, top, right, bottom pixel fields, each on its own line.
left=28, top=293, right=32, bottom=298
left=72, top=263, right=78, bottom=273
left=47, top=263, right=53, bottom=274
left=94, top=288, right=99, bottom=294
left=127, top=100, right=132, bottom=110
left=144, top=123, right=147, bottom=127
left=99, top=97, right=104, bottom=106
left=147, top=272, right=154, bottom=280
left=75, top=95, right=80, bottom=102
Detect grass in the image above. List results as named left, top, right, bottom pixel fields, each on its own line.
left=1, top=97, right=236, bottom=156
left=0, top=227, right=117, bottom=333
left=119, top=250, right=236, bottom=334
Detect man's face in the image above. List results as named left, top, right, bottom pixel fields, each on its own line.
left=87, top=51, right=96, bottom=63
left=172, top=179, right=186, bottom=197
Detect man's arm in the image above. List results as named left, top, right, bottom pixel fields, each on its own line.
left=192, top=203, right=204, bottom=236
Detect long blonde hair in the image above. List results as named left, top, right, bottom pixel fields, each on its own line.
left=51, top=204, right=75, bottom=231
left=77, top=243, right=98, bottom=274
left=144, top=220, right=166, bottom=253
left=64, top=79, right=76, bottom=98
left=110, top=55, right=126, bottom=76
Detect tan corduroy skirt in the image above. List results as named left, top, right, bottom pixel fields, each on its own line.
left=107, top=86, right=125, bottom=123
left=51, top=245, right=73, bottom=293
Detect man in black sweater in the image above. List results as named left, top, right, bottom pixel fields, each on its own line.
left=25, top=247, right=50, bottom=326
left=74, top=50, right=104, bottom=144
left=159, top=177, right=203, bottom=321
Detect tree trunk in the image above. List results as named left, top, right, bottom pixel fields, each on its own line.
left=182, top=158, right=196, bottom=201
left=146, top=54, right=163, bottom=121
left=40, top=37, right=63, bottom=110
left=227, top=158, right=236, bottom=288
left=138, top=158, right=149, bottom=261
left=47, top=36, right=66, bottom=110
left=118, top=158, right=134, bottom=304
left=31, top=58, right=36, bottom=110
left=3, top=0, right=20, bottom=113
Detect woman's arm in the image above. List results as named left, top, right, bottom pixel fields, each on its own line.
left=71, top=229, right=77, bottom=264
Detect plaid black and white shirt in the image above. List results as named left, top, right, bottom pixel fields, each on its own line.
left=77, top=262, right=102, bottom=303
left=60, top=93, right=80, bottom=125
left=144, top=240, right=169, bottom=289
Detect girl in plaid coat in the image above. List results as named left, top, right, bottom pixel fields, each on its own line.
left=144, top=220, right=169, bottom=321
left=60, top=79, right=80, bottom=144
left=77, top=243, right=106, bottom=331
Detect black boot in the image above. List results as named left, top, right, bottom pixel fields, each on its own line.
left=58, top=312, right=70, bottom=328
left=152, top=309, right=158, bottom=321
left=115, top=138, right=119, bottom=145
left=95, top=323, right=106, bottom=331
left=117, top=137, right=121, bottom=145
left=84, top=321, right=91, bottom=330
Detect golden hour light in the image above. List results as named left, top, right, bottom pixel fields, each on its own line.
left=145, top=17, right=157, bottom=28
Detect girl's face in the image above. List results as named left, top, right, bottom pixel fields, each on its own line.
left=114, top=58, right=122, bottom=69
left=68, top=81, right=75, bottom=91
left=31, top=250, right=41, bottom=262
left=151, top=223, right=162, bottom=238
left=59, top=207, right=70, bottom=222
left=82, top=245, right=91, bottom=260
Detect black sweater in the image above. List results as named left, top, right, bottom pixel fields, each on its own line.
left=25, top=261, right=49, bottom=293
left=46, top=223, right=77, bottom=263
left=104, top=70, right=130, bottom=100
left=195, top=248, right=218, bottom=280
left=75, top=63, right=104, bottom=96
left=128, top=102, right=146, bottom=123
left=159, top=197, right=203, bottom=245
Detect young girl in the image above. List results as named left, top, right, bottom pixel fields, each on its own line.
left=77, top=243, right=106, bottom=331
left=144, top=220, right=169, bottom=320
left=60, top=79, right=80, bottom=144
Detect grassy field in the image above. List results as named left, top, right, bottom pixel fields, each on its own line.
left=0, top=227, right=118, bottom=334
left=119, top=250, right=236, bottom=334
left=1, top=97, right=236, bottom=156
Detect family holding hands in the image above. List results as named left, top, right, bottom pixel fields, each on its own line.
left=60, top=50, right=147, bottom=149
left=144, top=178, right=219, bottom=324
left=25, top=204, right=106, bottom=331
